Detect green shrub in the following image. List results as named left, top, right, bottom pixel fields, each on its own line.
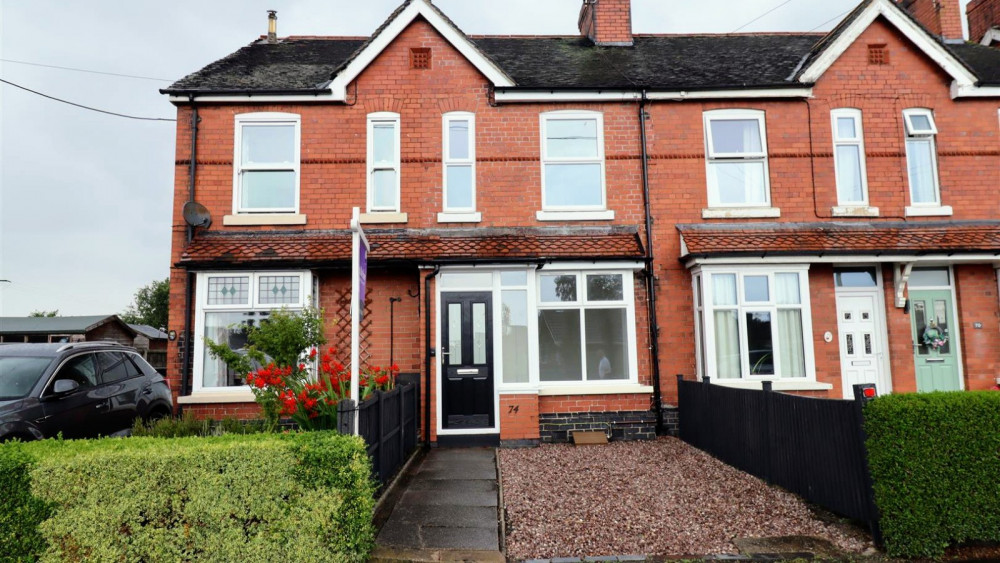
left=131, top=413, right=266, bottom=438
left=0, top=444, right=52, bottom=561
left=864, top=391, right=1000, bottom=557
left=2, top=432, right=375, bottom=562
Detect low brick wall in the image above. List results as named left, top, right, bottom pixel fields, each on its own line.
left=539, top=410, right=656, bottom=443
left=661, top=405, right=679, bottom=436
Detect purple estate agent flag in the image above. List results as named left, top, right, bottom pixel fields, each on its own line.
left=357, top=239, right=367, bottom=321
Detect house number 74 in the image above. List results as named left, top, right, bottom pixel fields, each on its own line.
left=507, top=405, right=520, bottom=414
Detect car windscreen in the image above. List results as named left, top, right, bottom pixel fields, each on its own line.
left=0, top=357, right=52, bottom=399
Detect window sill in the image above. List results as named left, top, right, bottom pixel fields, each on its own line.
left=832, top=205, right=879, bottom=217
left=437, top=212, right=482, bottom=223
left=702, top=207, right=781, bottom=219
left=177, top=389, right=255, bottom=404
left=223, top=214, right=306, bottom=226
left=498, top=387, right=539, bottom=395
left=706, top=379, right=833, bottom=391
left=360, top=212, right=408, bottom=224
left=905, top=205, right=953, bottom=217
left=538, top=384, right=654, bottom=396
left=536, top=210, right=615, bottom=221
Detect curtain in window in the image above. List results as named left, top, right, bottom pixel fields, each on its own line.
left=835, top=145, right=863, bottom=203
left=714, top=310, right=740, bottom=378
left=777, top=310, right=806, bottom=378
left=906, top=139, right=936, bottom=203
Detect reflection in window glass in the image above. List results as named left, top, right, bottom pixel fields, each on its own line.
left=538, top=309, right=582, bottom=381
left=585, top=309, right=628, bottom=380
left=97, top=352, right=129, bottom=383
left=203, top=312, right=261, bottom=388
left=909, top=268, right=949, bottom=287
left=501, top=290, right=529, bottom=384
left=747, top=311, right=774, bottom=375
left=540, top=274, right=577, bottom=302
left=242, top=125, right=295, bottom=164
left=744, top=276, right=769, bottom=302
left=835, top=268, right=877, bottom=288
left=501, top=271, right=527, bottom=287
left=473, top=303, right=487, bottom=364
left=586, top=274, right=623, bottom=301
left=242, top=171, right=296, bottom=210
left=448, top=303, right=463, bottom=366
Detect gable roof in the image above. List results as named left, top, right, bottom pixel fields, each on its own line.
left=0, top=315, right=136, bottom=336
left=162, top=0, right=1000, bottom=99
left=128, top=324, right=168, bottom=340
left=796, top=0, right=977, bottom=86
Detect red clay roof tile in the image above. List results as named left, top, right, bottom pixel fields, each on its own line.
left=678, top=221, right=1000, bottom=257
left=180, top=227, right=644, bottom=267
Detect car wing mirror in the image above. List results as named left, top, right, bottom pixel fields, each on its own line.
left=52, top=379, right=81, bottom=395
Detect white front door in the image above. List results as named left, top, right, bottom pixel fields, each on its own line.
left=836, top=292, right=885, bottom=399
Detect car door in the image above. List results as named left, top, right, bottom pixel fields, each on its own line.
left=95, top=352, right=145, bottom=434
left=39, top=353, right=107, bottom=439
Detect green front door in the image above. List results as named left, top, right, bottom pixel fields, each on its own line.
left=909, top=289, right=961, bottom=392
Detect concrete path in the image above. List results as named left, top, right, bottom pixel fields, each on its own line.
left=373, top=448, right=503, bottom=562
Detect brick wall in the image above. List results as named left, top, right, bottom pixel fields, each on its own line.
left=899, top=0, right=964, bottom=39
left=955, top=264, right=1000, bottom=390
left=968, top=0, right=1000, bottom=43
left=578, top=0, right=633, bottom=46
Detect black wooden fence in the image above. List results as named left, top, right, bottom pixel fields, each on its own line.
left=339, top=381, right=419, bottom=489
left=677, top=375, right=881, bottom=542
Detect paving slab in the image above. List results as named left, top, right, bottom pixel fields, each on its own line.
left=376, top=447, right=502, bottom=557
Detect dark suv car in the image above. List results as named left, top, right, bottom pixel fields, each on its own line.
left=0, top=342, right=173, bottom=441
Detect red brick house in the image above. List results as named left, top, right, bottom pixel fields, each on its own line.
left=162, top=0, right=1000, bottom=445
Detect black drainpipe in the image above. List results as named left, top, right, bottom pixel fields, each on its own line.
left=180, top=101, right=199, bottom=400
left=389, top=297, right=401, bottom=367
left=423, top=266, right=440, bottom=445
left=639, top=91, right=664, bottom=432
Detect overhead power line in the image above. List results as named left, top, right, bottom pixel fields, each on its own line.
left=0, top=78, right=176, bottom=122
left=809, top=9, right=853, bottom=32
left=0, top=58, right=173, bottom=82
left=732, top=0, right=797, bottom=33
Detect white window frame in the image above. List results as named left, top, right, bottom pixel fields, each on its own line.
left=902, top=108, right=941, bottom=207
left=831, top=108, right=870, bottom=206
left=192, top=271, right=312, bottom=395
left=367, top=112, right=401, bottom=213
left=693, top=265, right=816, bottom=383
left=534, top=269, right=638, bottom=387
left=539, top=110, right=607, bottom=212
left=703, top=109, right=771, bottom=208
left=441, top=112, right=476, bottom=214
left=232, top=112, right=301, bottom=215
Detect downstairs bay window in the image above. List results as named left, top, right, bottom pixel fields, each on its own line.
left=192, top=271, right=312, bottom=393
left=693, top=266, right=815, bottom=382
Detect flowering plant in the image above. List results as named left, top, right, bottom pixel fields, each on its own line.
left=244, top=347, right=400, bottom=431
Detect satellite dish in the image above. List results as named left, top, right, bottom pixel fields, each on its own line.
left=182, top=201, right=212, bottom=228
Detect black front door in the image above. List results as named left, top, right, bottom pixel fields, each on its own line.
left=441, top=292, right=494, bottom=430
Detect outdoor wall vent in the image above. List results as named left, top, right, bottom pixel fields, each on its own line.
left=868, top=44, right=889, bottom=65
left=410, top=47, right=431, bottom=70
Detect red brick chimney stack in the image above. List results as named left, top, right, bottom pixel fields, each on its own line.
left=968, top=0, right=1000, bottom=43
left=578, top=0, right=633, bottom=47
left=896, top=0, right=964, bottom=40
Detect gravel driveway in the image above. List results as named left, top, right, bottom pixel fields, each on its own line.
left=499, top=437, right=873, bottom=560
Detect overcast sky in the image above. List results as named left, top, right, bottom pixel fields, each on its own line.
left=0, top=0, right=972, bottom=317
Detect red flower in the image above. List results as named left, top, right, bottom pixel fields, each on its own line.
left=309, top=348, right=318, bottom=359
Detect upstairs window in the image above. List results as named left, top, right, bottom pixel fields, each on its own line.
left=442, top=112, right=476, bottom=213
left=831, top=109, right=869, bottom=205
left=367, top=112, right=401, bottom=212
left=234, top=113, right=300, bottom=213
left=903, top=108, right=940, bottom=206
left=704, top=110, right=770, bottom=207
left=540, top=111, right=606, bottom=210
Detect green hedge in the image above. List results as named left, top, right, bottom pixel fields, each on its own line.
left=0, top=432, right=375, bottom=562
left=865, top=391, right=1000, bottom=558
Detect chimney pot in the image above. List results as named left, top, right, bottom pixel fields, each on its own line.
left=267, top=10, right=277, bottom=43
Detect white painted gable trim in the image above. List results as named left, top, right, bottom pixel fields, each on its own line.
left=328, top=0, right=514, bottom=101
left=798, top=0, right=977, bottom=87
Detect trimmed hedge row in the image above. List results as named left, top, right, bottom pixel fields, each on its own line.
left=0, top=431, right=376, bottom=562
left=865, top=391, right=1000, bottom=558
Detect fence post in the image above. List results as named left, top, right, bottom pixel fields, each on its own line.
left=338, top=398, right=356, bottom=435
left=399, top=384, right=406, bottom=458
left=378, top=390, right=386, bottom=484
left=761, top=380, right=774, bottom=485
left=852, top=383, right=883, bottom=546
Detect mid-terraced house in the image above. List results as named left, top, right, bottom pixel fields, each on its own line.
left=162, top=0, right=1000, bottom=446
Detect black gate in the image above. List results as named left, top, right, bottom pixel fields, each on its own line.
left=677, top=375, right=881, bottom=541
left=341, top=381, right=419, bottom=489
